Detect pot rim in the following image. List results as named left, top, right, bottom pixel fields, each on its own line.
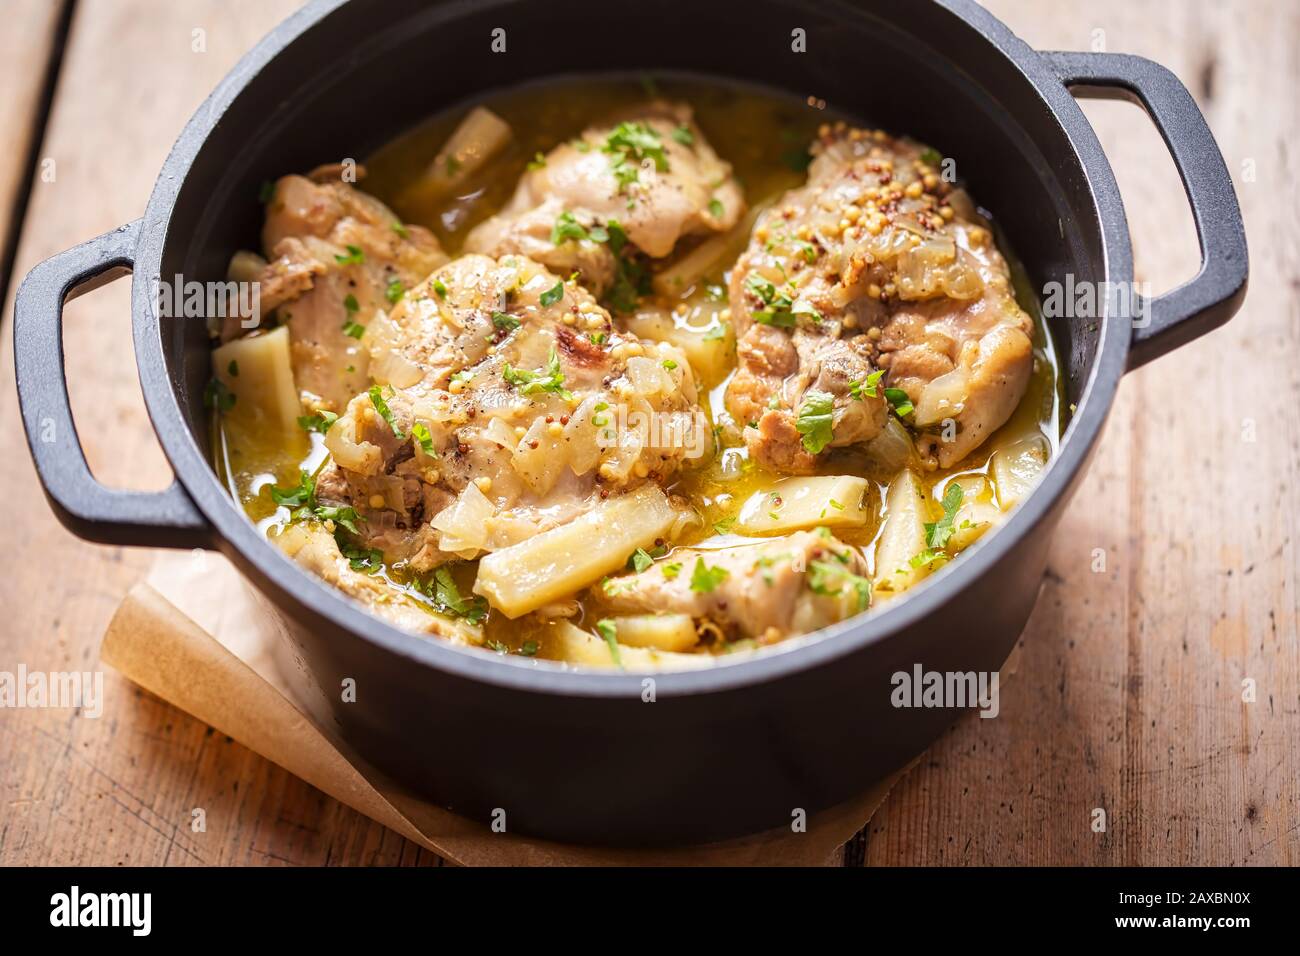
left=131, top=0, right=1132, bottom=698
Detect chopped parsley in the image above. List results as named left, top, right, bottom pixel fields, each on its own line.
left=526, top=151, right=547, bottom=170
left=603, top=121, right=667, bottom=193
left=539, top=280, right=565, bottom=307
left=426, top=566, right=488, bottom=625
left=792, top=238, right=819, bottom=263
left=920, top=147, right=943, bottom=167
left=432, top=278, right=448, bottom=298
left=314, top=505, right=361, bottom=535
left=385, top=280, right=405, bottom=304
left=334, top=244, right=365, bottom=266
left=595, top=619, right=622, bottom=668
left=491, top=311, right=521, bottom=331
left=628, top=548, right=655, bottom=573
left=411, top=422, right=437, bottom=456
left=661, top=562, right=682, bottom=580
left=551, top=211, right=589, bottom=244
left=336, top=535, right=383, bottom=574
left=671, top=124, right=695, bottom=146
left=924, top=482, right=964, bottom=551
left=270, top=470, right=315, bottom=508
left=203, top=378, right=236, bottom=412
left=690, top=558, right=730, bottom=594
left=368, top=385, right=405, bottom=439
left=712, top=516, right=736, bottom=535
left=795, top=390, right=835, bottom=455
left=885, top=386, right=915, bottom=418
left=297, top=409, right=339, bottom=434
left=746, top=273, right=797, bottom=327
left=391, top=221, right=410, bottom=239
left=808, top=559, right=872, bottom=612
left=226, top=359, right=239, bottom=377
left=708, top=198, right=724, bottom=219
left=342, top=293, right=365, bottom=339
left=849, top=369, right=885, bottom=400
left=502, top=347, right=571, bottom=399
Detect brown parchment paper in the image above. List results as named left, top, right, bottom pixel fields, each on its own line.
left=100, top=551, right=1010, bottom=866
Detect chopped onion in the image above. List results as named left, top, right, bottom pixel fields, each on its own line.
left=432, top=481, right=495, bottom=556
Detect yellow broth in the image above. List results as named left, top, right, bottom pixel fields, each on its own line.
left=215, top=75, right=1064, bottom=660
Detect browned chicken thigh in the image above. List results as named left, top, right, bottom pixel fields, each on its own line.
left=726, top=124, right=1034, bottom=472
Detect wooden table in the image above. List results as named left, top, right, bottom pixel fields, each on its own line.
left=0, top=0, right=1295, bottom=866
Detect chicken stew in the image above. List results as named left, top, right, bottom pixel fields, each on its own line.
left=208, top=77, right=1062, bottom=670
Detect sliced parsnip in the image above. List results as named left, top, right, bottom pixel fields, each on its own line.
left=873, top=468, right=929, bottom=597
left=226, top=249, right=267, bottom=285
left=991, top=434, right=1049, bottom=510
left=407, top=106, right=511, bottom=201
left=606, top=614, right=699, bottom=652
left=651, top=201, right=763, bottom=298
left=474, top=484, right=678, bottom=617
left=652, top=233, right=735, bottom=297
left=549, top=621, right=714, bottom=671
left=945, top=475, right=1002, bottom=552
left=734, top=475, right=870, bottom=535
left=622, top=309, right=733, bottom=388
left=212, top=326, right=300, bottom=436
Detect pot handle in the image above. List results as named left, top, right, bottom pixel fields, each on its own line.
left=1043, top=51, right=1248, bottom=371
left=14, top=220, right=212, bottom=549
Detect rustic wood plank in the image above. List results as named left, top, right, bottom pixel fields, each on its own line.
left=2, top=0, right=1295, bottom=867
left=0, top=0, right=443, bottom=867
left=0, top=0, right=65, bottom=299
left=860, top=0, right=1299, bottom=865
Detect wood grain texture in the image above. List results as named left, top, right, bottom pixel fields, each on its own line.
left=860, top=0, right=1299, bottom=866
left=0, top=0, right=443, bottom=867
left=0, top=0, right=63, bottom=297
left=0, top=0, right=1295, bottom=866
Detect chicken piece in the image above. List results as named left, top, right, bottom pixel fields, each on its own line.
left=254, top=171, right=447, bottom=410
left=273, top=522, right=481, bottom=643
left=314, top=253, right=709, bottom=572
left=726, top=125, right=1034, bottom=471
left=596, top=530, right=871, bottom=642
left=464, top=101, right=744, bottom=301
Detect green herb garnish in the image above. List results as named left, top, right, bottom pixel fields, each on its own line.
left=411, top=422, right=437, bottom=456
left=595, top=619, right=622, bottom=668
left=551, top=211, right=589, bottom=244
left=690, top=558, right=730, bottom=594
left=502, top=347, right=570, bottom=399
left=539, top=280, right=565, bottom=307
left=297, top=410, right=339, bottom=434
left=924, top=483, right=964, bottom=551
left=368, top=385, right=405, bottom=439
left=334, top=244, right=365, bottom=266
left=628, top=548, right=655, bottom=573
left=203, top=378, right=236, bottom=412
left=849, top=369, right=885, bottom=400
left=795, top=390, right=835, bottom=455
left=885, top=387, right=914, bottom=418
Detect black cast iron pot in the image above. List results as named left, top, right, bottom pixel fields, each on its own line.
left=14, top=0, right=1246, bottom=845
